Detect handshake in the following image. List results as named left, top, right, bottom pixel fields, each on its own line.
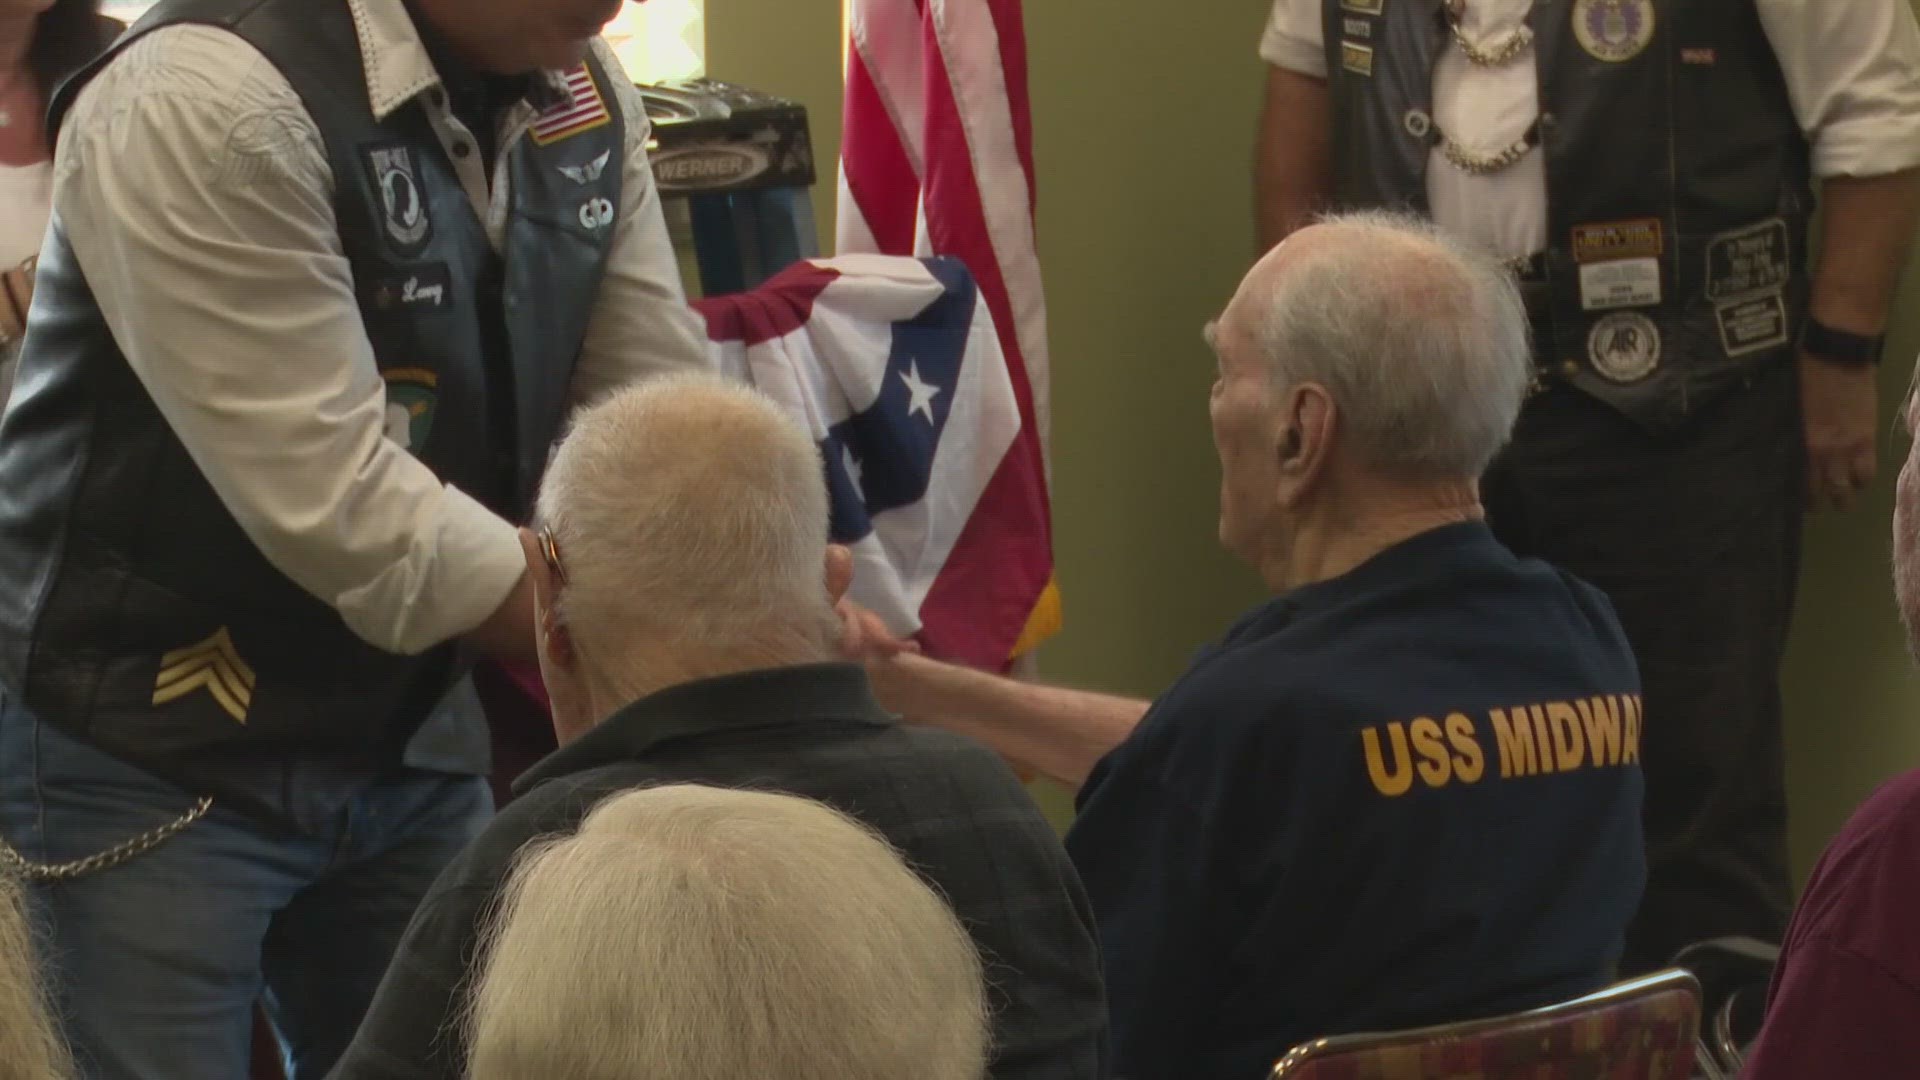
left=834, top=599, right=920, bottom=665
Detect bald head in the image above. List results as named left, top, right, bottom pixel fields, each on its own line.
left=534, top=372, right=837, bottom=674
left=1223, top=210, right=1532, bottom=480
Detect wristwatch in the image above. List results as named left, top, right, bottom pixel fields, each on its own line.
left=1798, top=314, right=1884, bottom=366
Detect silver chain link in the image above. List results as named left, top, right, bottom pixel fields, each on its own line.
left=0, top=797, right=212, bottom=881
left=1445, top=0, right=1536, bottom=67
left=1437, top=0, right=1539, bottom=173
left=1448, top=17, right=1534, bottom=66
left=1439, top=132, right=1537, bottom=175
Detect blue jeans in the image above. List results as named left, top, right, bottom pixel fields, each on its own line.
left=0, top=699, right=491, bottom=1079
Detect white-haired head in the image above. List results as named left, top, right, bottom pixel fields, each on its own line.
left=463, top=783, right=989, bottom=1080
left=528, top=371, right=844, bottom=720
left=1207, top=210, right=1529, bottom=587
left=0, top=869, right=74, bottom=1080
left=1247, top=209, right=1532, bottom=480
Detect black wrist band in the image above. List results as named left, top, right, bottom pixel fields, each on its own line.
left=1799, top=315, right=1884, bottom=366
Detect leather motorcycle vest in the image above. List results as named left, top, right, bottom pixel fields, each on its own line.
left=1323, top=0, right=1812, bottom=431
left=0, top=0, right=624, bottom=816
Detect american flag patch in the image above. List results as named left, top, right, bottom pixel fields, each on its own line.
left=530, top=66, right=611, bottom=146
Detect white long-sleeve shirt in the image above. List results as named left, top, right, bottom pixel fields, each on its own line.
left=1261, top=0, right=1920, bottom=260
left=47, top=0, right=710, bottom=656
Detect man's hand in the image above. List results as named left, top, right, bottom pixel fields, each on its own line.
left=465, top=570, right=539, bottom=663
left=1798, top=353, right=1878, bottom=511
left=836, top=599, right=919, bottom=663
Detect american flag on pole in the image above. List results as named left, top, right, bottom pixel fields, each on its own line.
left=837, top=0, right=1058, bottom=670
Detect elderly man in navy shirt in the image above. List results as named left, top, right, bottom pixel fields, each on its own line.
left=858, top=210, right=1647, bottom=1079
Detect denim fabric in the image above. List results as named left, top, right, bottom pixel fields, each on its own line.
left=0, top=700, right=490, bottom=1080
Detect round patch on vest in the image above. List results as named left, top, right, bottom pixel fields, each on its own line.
left=1403, top=109, right=1433, bottom=140
left=382, top=367, right=439, bottom=452
left=1586, top=311, right=1661, bottom=383
left=1572, top=0, right=1655, bottom=63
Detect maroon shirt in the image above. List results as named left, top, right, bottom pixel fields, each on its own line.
left=1743, top=769, right=1920, bottom=1078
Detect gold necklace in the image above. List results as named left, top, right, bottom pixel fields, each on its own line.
left=1445, top=0, right=1535, bottom=67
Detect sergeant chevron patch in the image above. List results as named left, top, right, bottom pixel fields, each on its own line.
left=152, top=627, right=256, bottom=724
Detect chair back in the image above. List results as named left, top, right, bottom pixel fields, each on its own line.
left=1270, top=967, right=1701, bottom=1080
left=1669, top=935, right=1778, bottom=1078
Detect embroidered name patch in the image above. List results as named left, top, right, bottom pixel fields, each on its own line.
left=368, top=263, right=452, bottom=312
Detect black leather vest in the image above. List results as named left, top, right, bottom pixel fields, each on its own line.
left=0, top=0, right=623, bottom=815
left=1324, top=0, right=1812, bottom=431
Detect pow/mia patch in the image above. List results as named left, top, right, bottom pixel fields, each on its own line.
left=1587, top=311, right=1661, bottom=383
left=382, top=367, right=438, bottom=453
left=1572, top=0, right=1655, bottom=63
left=364, top=144, right=433, bottom=257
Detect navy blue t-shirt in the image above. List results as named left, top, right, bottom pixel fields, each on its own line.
left=1065, top=522, right=1646, bottom=1080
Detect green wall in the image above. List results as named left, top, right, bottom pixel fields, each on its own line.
left=707, top=2, right=1920, bottom=875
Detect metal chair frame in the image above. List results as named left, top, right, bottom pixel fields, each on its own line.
left=1270, top=967, right=1703, bottom=1078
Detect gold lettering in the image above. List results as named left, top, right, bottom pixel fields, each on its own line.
left=1410, top=717, right=1450, bottom=788
left=1490, top=708, right=1536, bottom=778
left=1547, top=701, right=1586, bottom=772
left=1445, top=712, right=1484, bottom=784
left=1622, top=694, right=1642, bottom=764
left=1529, top=705, right=1555, bottom=774
left=1577, top=696, right=1622, bottom=766
left=1363, top=723, right=1414, bottom=797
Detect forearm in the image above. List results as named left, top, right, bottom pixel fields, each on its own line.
left=65, top=27, right=528, bottom=655
left=1808, top=169, right=1920, bottom=334
left=1254, top=66, right=1333, bottom=254
left=866, top=653, right=1148, bottom=789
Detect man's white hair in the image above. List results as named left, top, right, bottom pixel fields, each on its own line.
left=464, top=783, right=990, bottom=1080
left=534, top=371, right=837, bottom=671
left=0, top=870, right=74, bottom=1080
left=1252, top=209, right=1533, bottom=479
